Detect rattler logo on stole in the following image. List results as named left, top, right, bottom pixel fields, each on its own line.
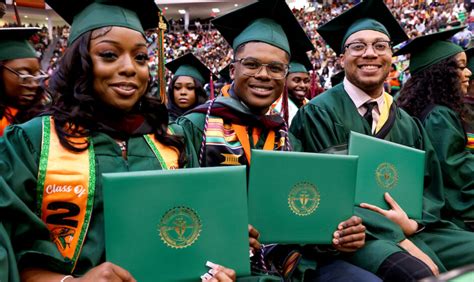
left=158, top=206, right=202, bottom=249
left=288, top=181, right=320, bottom=216
left=375, top=162, right=398, bottom=189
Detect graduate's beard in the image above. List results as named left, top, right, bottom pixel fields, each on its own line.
left=346, top=72, right=387, bottom=98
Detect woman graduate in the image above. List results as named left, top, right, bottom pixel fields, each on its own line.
left=397, top=27, right=474, bottom=231
left=0, top=0, right=235, bottom=281
left=0, top=27, right=48, bottom=136
left=165, top=53, right=213, bottom=122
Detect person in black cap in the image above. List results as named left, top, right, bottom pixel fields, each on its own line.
left=179, top=1, right=379, bottom=281
left=397, top=29, right=474, bottom=232
left=0, top=27, right=48, bottom=136
left=291, top=0, right=474, bottom=279
left=165, top=53, right=213, bottom=122
left=0, top=0, right=238, bottom=281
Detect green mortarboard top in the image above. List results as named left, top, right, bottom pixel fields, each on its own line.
left=318, top=0, right=408, bottom=55
left=0, top=27, right=39, bottom=61
left=466, top=47, right=474, bottom=74
left=219, top=64, right=231, bottom=82
left=212, top=0, right=314, bottom=56
left=394, top=27, right=465, bottom=75
left=46, top=0, right=161, bottom=45
left=166, top=53, right=216, bottom=85
left=289, top=52, right=312, bottom=74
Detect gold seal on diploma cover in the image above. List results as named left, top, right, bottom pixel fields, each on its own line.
left=375, top=162, right=398, bottom=189
left=158, top=206, right=202, bottom=249
left=288, top=181, right=320, bottom=216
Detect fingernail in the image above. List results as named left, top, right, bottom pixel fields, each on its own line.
left=333, top=239, right=339, bottom=244
left=209, top=268, right=217, bottom=275
left=201, top=273, right=212, bottom=280
left=206, top=261, right=219, bottom=268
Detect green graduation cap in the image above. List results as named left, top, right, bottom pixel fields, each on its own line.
left=289, top=52, right=312, bottom=74
left=0, top=27, right=39, bottom=61
left=211, top=0, right=314, bottom=56
left=46, top=0, right=161, bottom=45
left=165, top=53, right=216, bottom=85
left=394, top=27, right=465, bottom=75
left=318, top=0, right=408, bottom=55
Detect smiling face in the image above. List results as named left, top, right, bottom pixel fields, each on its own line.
left=286, top=72, right=310, bottom=103
left=341, top=30, right=392, bottom=98
left=454, top=52, right=472, bottom=95
left=2, top=58, right=41, bottom=108
left=230, top=42, right=289, bottom=115
left=173, top=75, right=197, bottom=109
left=89, top=26, right=150, bottom=112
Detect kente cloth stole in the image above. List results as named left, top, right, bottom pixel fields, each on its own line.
left=36, top=116, right=178, bottom=272
left=374, top=92, right=393, bottom=134
left=467, top=132, right=474, bottom=152
left=204, top=116, right=276, bottom=166
left=0, top=107, right=18, bottom=136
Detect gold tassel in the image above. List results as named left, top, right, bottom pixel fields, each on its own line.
left=157, top=11, right=167, bottom=104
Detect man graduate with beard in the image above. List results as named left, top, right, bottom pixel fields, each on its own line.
left=291, top=0, right=474, bottom=280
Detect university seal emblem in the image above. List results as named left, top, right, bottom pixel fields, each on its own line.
left=288, top=181, right=320, bottom=216
left=158, top=206, right=202, bottom=249
left=375, top=162, right=398, bottom=189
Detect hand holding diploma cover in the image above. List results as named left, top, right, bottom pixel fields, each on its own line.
left=248, top=150, right=358, bottom=244
left=102, top=166, right=250, bottom=282
left=348, top=131, right=425, bottom=220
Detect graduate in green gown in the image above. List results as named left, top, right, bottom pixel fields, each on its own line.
left=465, top=48, right=474, bottom=151
left=0, top=0, right=239, bottom=281
left=396, top=28, right=474, bottom=231
left=0, top=27, right=48, bottom=136
left=271, top=52, right=312, bottom=125
left=291, top=0, right=474, bottom=279
left=178, top=1, right=380, bottom=281
left=165, top=53, right=213, bottom=122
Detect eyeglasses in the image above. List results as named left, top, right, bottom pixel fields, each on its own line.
left=1, top=64, right=48, bottom=86
left=233, top=57, right=289, bottom=80
left=344, top=41, right=392, bottom=57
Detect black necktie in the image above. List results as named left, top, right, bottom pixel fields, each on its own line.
left=363, top=101, right=378, bottom=128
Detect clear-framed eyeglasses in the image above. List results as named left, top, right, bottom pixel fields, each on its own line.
left=1, top=64, right=49, bottom=86
left=233, top=57, right=289, bottom=80
left=344, top=41, right=393, bottom=57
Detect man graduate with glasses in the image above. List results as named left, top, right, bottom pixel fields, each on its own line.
left=178, top=0, right=312, bottom=168
left=178, top=1, right=380, bottom=281
left=291, top=0, right=474, bottom=280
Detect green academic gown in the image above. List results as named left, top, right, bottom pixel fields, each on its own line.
left=421, top=105, right=474, bottom=230
left=0, top=116, right=186, bottom=279
left=290, top=83, right=474, bottom=273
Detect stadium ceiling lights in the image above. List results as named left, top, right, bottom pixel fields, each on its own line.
left=178, top=9, right=186, bottom=15
left=212, top=8, right=220, bottom=13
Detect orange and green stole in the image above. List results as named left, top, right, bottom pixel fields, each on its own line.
left=36, top=116, right=178, bottom=272
left=0, top=107, right=18, bottom=136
